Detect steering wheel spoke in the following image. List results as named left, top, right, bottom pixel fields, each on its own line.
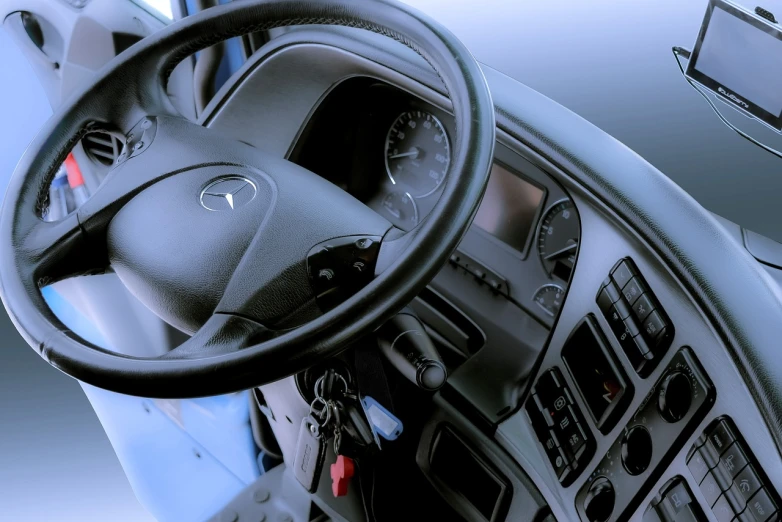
left=78, top=115, right=244, bottom=237
left=20, top=211, right=105, bottom=284
left=160, top=313, right=269, bottom=360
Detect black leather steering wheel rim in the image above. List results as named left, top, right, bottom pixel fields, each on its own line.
left=0, top=0, right=495, bottom=398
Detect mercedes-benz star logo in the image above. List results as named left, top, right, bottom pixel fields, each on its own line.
left=200, top=176, right=257, bottom=211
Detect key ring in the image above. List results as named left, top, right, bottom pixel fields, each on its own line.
left=309, top=397, right=332, bottom=426
left=314, top=373, right=349, bottom=400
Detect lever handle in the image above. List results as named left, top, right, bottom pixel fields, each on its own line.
left=377, top=308, right=447, bottom=391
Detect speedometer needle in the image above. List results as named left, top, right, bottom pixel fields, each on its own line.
left=544, top=243, right=578, bottom=260
left=388, top=148, right=421, bottom=160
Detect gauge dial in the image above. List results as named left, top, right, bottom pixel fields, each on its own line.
left=382, top=191, right=419, bottom=231
left=533, top=284, right=565, bottom=317
left=384, top=111, right=450, bottom=198
left=538, top=199, right=580, bottom=280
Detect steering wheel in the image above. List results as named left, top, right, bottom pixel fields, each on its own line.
left=0, top=0, right=495, bottom=397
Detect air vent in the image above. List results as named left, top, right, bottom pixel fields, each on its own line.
left=82, top=133, right=122, bottom=166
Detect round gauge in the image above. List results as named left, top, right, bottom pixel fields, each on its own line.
left=533, top=284, right=565, bottom=317
left=384, top=110, right=451, bottom=198
left=538, top=199, right=580, bottom=280
left=381, top=191, right=419, bottom=231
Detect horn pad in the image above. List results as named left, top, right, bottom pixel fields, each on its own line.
left=107, top=166, right=275, bottom=333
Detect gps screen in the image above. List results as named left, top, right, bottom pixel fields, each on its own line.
left=689, top=0, right=782, bottom=126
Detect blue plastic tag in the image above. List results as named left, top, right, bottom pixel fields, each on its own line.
left=360, top=395, right=403, bottom=441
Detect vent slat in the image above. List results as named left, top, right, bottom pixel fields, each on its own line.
left=83, top=134, right=121, bottom=167
left=84, top=136, right=114, bottom=148
left=90, top=149, right=116, bottom=160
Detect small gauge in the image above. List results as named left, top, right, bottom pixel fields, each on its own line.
left=538, top=199, right=580, bottom=280
left=382, top=191, right=419, bottom=231
left=384, top=110, right=451, bottom=198
left=533, top=284, right=565, bottom=317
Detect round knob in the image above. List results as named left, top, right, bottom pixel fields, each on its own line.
left=657, top=371, right=693, bottom=423
left=584, top=477, right=615, bottom=522
left=621, top=425, right=653, bottom=475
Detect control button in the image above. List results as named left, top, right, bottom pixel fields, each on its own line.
left=735, top=511, right=758, bottom=522
left=712, top=494, right=736, bottom=522
left=349, top=259, right=368, bottom=274
left=656, top=478, right=706, bottom=522
left=632, top=293, right=656, bottom=323
left=662, top=479, right=694, bottom=516
left=642, top=310, right=667, bottom=342
left=611, top=260, right=636, bottom=289
left=747, top=488, right=778, bottom=522
left=699, top=439, right=722, bottom=469
left=558, top=415, right=588, bottom=459
left=702, top=470, right=729, bottom=507
left=534, top=369, right=565, bottom=412
left=657, top=371, right=693, bottom=423
left=725, top=482, right=748, bottom=514
left=525, top=399, right=546, bottom=434
left=354, top=237, right=375, bottom=250
left=470, top=266, right=486, bottom=280
left=606, top=300, right=633, bottom=339
left=708, top=420, right=738, bottom=456
left=652, top=325, right=674, bottom=351
left=613, top=314, right=652, bottom=370
left=597, top=283, right=622, bottom=314
left=317, top=268, right=336, bottom=284
left=559, top=464, right=573, bottom=484
left=687, top=446, right=712, bottom=484
left=620, top=425, right=653, bottom=475
left=718, top=442, right=749, bottom=480
left=544, top=442, right=570, bottom=479
left=734, top=466, right=763, bottom=504
left=621, top=277, right=645, bottom=305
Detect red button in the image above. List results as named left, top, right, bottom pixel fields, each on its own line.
left=330, top=455, right=355, bottom=497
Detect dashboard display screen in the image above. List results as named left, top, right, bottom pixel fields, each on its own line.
left=562, top=317, right=629, bottom=431
left=686, top=0, right=782, bottom=129
left=473, top=163, right=544, bottom=252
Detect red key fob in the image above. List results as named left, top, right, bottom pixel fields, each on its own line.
left=330, top=455, right=355, bottom=497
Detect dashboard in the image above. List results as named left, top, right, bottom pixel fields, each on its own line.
left=201, top=26, right=782, bottom=522
left=288, top=77, right=580, bottom=328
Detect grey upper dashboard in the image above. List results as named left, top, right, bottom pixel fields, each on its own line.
left=201, top=25, right=782, bottom=522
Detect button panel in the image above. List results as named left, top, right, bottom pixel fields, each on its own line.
left=645, top=477, right=707, bottom=522
left=448, top=249, right=509, bottom=297
left=576, top=348, right=715, bottom=521
left=596, top=258, right=675, bottom=377
left=525, top=368, right=595, bottom=487
left=307, top=235, right=382, bottom=311
left=687, top=417, right=781, bottom=522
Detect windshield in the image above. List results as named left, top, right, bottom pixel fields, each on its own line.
left=406, top=0, right=782, bottom=243
left=131, top=0, right=174, bottom=22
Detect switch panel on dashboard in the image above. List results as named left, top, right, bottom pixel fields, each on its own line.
left=687, top=417, right=781, bottom=522
left=597, top=258, right=675, bottom=377
left=644, top=477, right=708, bottom=522
left=576, top=348, right=715, bottom=522
left=525, top=368, right=596, bottom=487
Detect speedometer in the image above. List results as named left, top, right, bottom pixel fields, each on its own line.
left=538, top=199, right=580, bottom=281
left=384, top=111, right=450, bottom=198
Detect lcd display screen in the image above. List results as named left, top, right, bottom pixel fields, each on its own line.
left=473, top=163, right=544, bottom=252
left=687, top=0, right=782, bottom=128
left=562, top=317, right=630, bottom=432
